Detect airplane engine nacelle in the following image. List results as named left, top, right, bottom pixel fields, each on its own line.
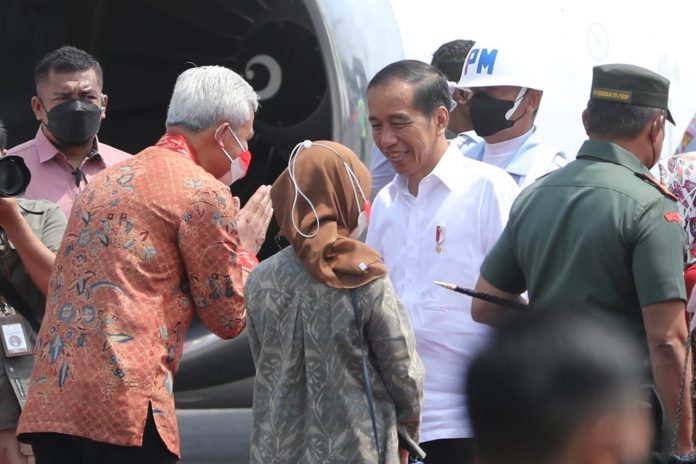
left=0, top=0, right=403, bottom=408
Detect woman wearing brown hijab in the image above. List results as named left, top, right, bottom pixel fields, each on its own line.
left=244, top=140, right=424, bottom=464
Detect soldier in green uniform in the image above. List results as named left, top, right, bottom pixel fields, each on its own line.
left=471, top=64, right=694, bottom=459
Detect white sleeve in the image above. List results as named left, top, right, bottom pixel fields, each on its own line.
left=481, top=174, right=519, bottom=253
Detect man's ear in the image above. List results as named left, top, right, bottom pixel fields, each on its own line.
left=581, top=108, right=590, bottom=135
left=100, top=94, right=109, bottom=119
left=31, top=96, right=43, bottom=122
left=435, top=106, right=449, bottom=135
left=525, top=89, right=542, bottom=112
left=214, top=122, right=229, bottom=148
left=650, top=112, right=665, bottom=140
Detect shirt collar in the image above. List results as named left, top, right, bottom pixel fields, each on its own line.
left=492, top=127, right=537, bottom=175
left=155, top=132, right=200, bottom=164
left=430, top=141, right=464, bottom=191
left=35, top=127, right=102, bottom=164
left=453, top=131, right=481, bottom=148
left=391, top=142, right=460, bottom=195
left=576, top=140, right=652, bottom=176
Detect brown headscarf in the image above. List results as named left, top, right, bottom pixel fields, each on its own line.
left=271, top=140, right=387, bottom=289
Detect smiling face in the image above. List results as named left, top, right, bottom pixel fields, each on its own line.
left=367, top=79, right=448, bottom=194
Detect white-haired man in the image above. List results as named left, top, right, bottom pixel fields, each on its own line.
left=16, top=66, right=273, bottom=464
left=457, top=41, right=566, bottom=188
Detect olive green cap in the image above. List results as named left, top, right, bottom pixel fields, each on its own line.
left=591, top=63, right=674, bottom=124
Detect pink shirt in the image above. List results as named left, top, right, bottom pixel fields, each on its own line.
left=8, top=128, right=131, bottom=217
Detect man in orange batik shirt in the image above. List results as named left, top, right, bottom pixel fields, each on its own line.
left=16, top=66, right=273, bottom=464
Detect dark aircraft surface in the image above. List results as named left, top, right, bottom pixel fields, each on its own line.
left=0, top=0, right=404, bottom=408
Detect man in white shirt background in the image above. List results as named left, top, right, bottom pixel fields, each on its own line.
left=457, top=41, right=566, bottom=189
left=369, top=39, right=481, bottom=196
left=366, top=59, right=519, bottom=463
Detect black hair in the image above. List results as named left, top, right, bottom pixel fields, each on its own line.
left=431, top=39, right=475, bottom=82
left=467, top=309, right=645, bottom=464
left=368, top=60, right=450, bottom=116
left=35, top=46, right=103, bottom=90
left=585, top=99, right=663, bottom=139
left=0, top=120, right=6, bottom=151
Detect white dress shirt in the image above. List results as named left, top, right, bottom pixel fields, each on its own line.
left=366, top=142, right=519, bottom=442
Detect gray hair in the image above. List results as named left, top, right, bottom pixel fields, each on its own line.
left=166, top=66, right=259, bottom=132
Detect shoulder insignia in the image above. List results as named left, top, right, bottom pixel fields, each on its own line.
left=634, top=172, right=678, bottom=201
left=664, top=211, right=682, bottom=223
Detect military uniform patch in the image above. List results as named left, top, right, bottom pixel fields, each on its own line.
left=664, top=211, right=682, bottom=223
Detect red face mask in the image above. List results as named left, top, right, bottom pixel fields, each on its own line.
left=217, top=126, right=253, bottom=185
left=231, top=148, right=252, bottom=182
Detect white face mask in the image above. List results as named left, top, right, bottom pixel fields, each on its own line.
left=215, top=126, right=252, bottom=186
left=349, top=206, right=370, bottom=240
left=218, top=153, right=251, bottom=185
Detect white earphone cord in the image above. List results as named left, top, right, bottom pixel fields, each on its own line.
left=288, top=141, right=321, bottom=238
left=287, top=141, right=369, bottom=239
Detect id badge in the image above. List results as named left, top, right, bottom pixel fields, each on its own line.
left=0, top=315, right=33, bottom=357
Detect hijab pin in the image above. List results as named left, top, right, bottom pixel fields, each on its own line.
left=358, top=262, right=368, bottom=273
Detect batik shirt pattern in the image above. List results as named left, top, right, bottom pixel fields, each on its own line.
left=17, top=133, right=257, bottom=457
left=660, top=152, right=696, bottom=264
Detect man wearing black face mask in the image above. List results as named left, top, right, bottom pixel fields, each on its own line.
left=472, top=64, right=695, bottom=462
left=8, top=46, right=130, bottom=217
left=456, top=41, right=566, bottom=189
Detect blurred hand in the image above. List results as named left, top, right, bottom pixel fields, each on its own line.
left=0, top=198, right=20, bottom=226
left=399, top=448, right=409, bottom=464
left=235, top=185, right=273, bottom=255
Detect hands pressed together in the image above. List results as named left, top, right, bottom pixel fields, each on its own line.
left=235, top=185, right=273, bottom=255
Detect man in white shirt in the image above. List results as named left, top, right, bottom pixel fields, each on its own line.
left=457, top=41, right=566, bottom=188
left=366, top=59, right=519, bottom=463
left=370, top=40, right=481, bottom=196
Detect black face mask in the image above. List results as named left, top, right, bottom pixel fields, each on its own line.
left=43, top=99, right=102, bottom=146
left=468, top=91, right=524, bottom=137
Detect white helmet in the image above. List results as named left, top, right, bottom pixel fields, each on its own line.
left=456, top=42, right=546, bottom=91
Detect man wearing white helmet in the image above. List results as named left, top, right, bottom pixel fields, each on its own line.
left=457, top=43, right=567, bottom=188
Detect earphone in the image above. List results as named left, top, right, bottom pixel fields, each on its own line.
left=287, top=140, right=370, bottom=239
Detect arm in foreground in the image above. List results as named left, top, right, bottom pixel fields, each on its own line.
left=177, top=187, right=264, bottom=339
left=1, top=199, right=66, bottom=296
left=362, top=276, right=424, bottom=443
left=471, top=276, right=527, bottom=326
left=642, top=301, right=693, bottom=455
